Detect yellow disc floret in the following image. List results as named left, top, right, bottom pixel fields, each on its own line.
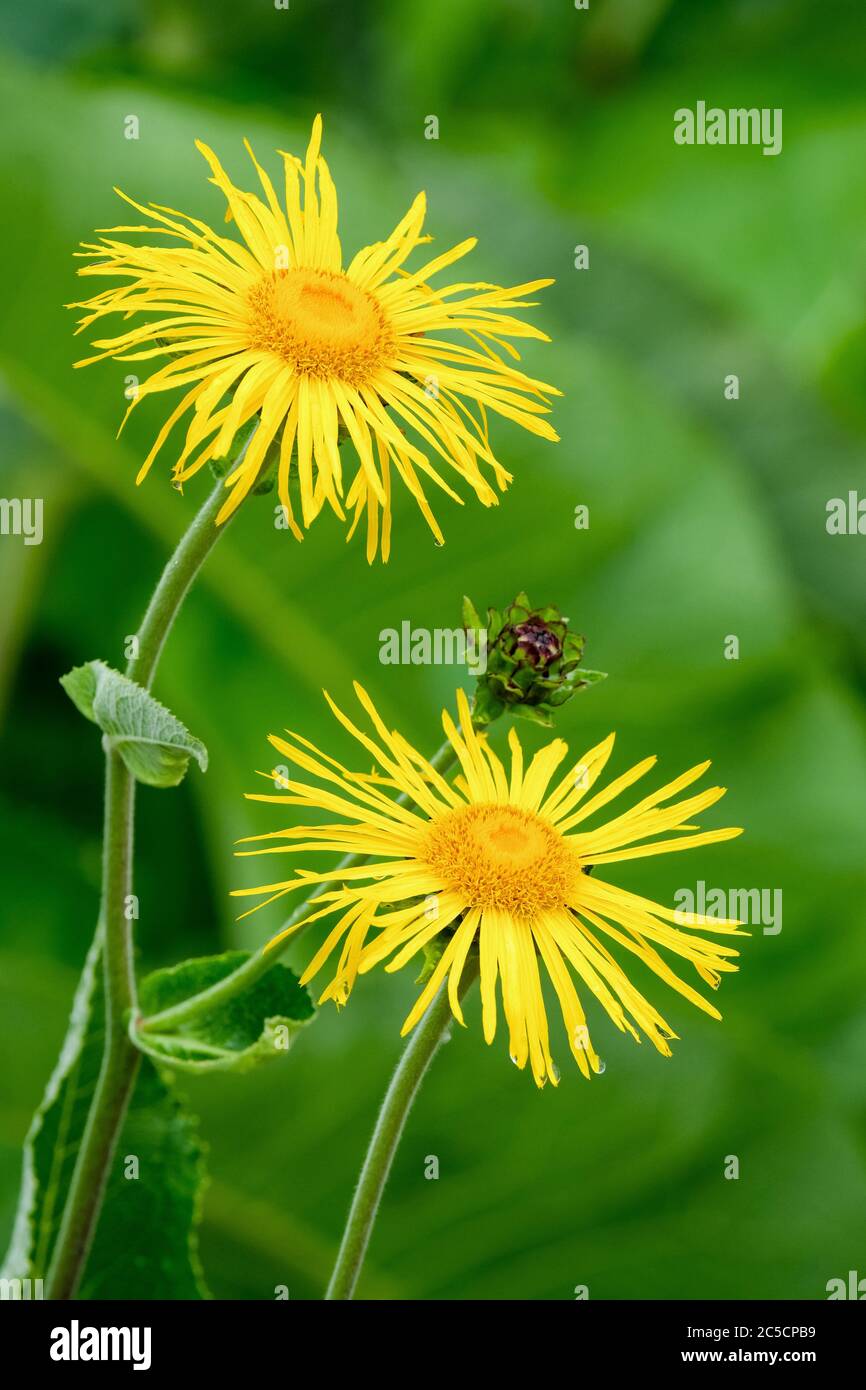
left=248, top=268, right=394, bottom=382
left=422, top=803, right=581, bottom=916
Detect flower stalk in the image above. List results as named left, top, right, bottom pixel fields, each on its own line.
left=127, top=463, right=251, bottom=691
left=44, top=753, right=137, bottom=1300
left=45, top=471, right=241, bottom=1299
left=325, top=959, right=480, bottom=1301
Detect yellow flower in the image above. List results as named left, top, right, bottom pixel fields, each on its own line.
left=70, top=116, right=559, bottom=560
left=234, top=685, right=745, bottom=1088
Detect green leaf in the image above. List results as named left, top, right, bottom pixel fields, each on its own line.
left=133, top=951, right=314, bottom=1074
left=80, top=1062, right=209, bottom=1300
left=510, top=703, right=554, bottom=727
left=416, top=935, right=446, bottom=986
left=1, top=933, right=209, bottom=1298
left=461, top=594, right=484, bottom=631
left=60, top=660, right=208, bottom=788
left=470, top=684, right=505, bottom=726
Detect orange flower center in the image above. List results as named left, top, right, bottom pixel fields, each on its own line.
left=247, top=268, right=393, bottom=382
left=422, top=803, right=580, bottom=916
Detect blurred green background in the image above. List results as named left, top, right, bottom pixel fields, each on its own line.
left=1, top=0, right=865, bottom=1300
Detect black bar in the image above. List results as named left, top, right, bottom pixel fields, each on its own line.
left=1, top=1297, right=862, bottom=1374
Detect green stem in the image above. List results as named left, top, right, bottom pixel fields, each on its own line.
left=128, top=472, right=242, bottom=691
left=137, top=738, right=460, bottom=1034
left=45, top=753, right=137, bottom=1300
left=325, top=957, right=480, bottom=1301
left=45, top=471, right=238, bottom=1300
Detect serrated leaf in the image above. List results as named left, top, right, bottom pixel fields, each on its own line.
left=1, top=933, right=209, bottom=1298
left=133, top=951, right=314, bottom=1074
left=60, top=660, right=207, bottom=788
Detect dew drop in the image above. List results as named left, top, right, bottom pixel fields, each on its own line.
left=510, top=1053, right=519, bottom=1066
left=433, top=538, right=445, bottom=548
left=595, top=1058, right=606, bottom=1075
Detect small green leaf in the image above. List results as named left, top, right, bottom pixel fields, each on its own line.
left=470, top=684, right=505, bottom=726
left=133, top=951, right=314, bottom=1074
left=60, top=660, right=207, bottom=788
left=511, top=703, right=554, bottom=727
left=461, top=594, right=484, bottom=631
left=1, top=932, right=209, bottom=1297
left=416, top=934, right=446, bottom=985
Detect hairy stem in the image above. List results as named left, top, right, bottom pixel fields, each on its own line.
left=45, top=472, right=238, bottom=1299
left=128, top=472, right=243, bottom=691
left=325, top=958, right=480, bottom=1301
left=45, top=753, right=137, bottom=1299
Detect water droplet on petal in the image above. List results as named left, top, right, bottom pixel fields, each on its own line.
left=510, top=1053, right=519, bottom=1066
left=595, top=1058, right=606, bottom=1075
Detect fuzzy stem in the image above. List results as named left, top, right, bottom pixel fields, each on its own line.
left=127, top=474, right=242, bottom=691
left=45, top=473, right=238, bottom=1299
left=325, top=959, right=480, bottom=1301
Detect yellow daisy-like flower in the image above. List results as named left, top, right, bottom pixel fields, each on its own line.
left=234, top=685, right=745, bottom=1088
left=71, top=116, right=559, bottom=560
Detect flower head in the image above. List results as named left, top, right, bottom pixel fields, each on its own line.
left=234, top=686, right=745, bottom=1087
left=71, top=117, right=559, bottom=560
left=465, top=591, right=605, bottom=726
